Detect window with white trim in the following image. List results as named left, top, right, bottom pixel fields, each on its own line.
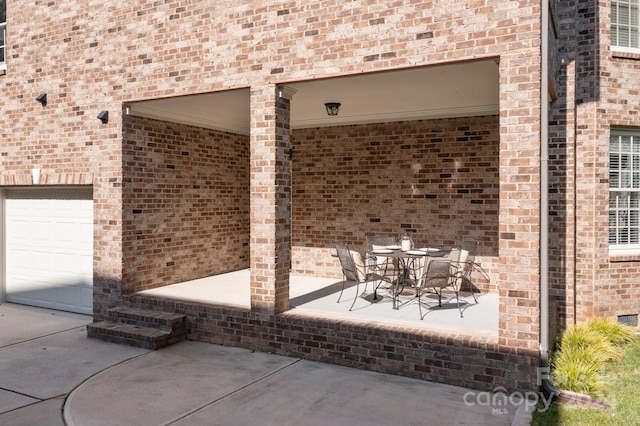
left=0, top=22, right=6, bottom=70
left=1, top=0, right=5, bottom=70
left=611, top=0, right=640, bottom=50
left=610, top=130, right=640, bottom=252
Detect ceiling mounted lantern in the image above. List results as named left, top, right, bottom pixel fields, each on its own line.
left=324, top=102, right=341, bottom=116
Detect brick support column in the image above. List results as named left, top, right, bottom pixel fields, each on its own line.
left=249, top=84, right=292, bottom=314
left=497, top=48, right=542, bottom=367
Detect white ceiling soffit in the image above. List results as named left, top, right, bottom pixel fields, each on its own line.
left=129, top=89, right=251, bottom=135
left=127, top=59, right=499, bottom=135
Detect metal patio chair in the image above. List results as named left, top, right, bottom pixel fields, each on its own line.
left=335, top=242, right=390, bottom=311
left=365, top=233, right=398, bottom=297
left=415, top=246, right=465, bottom=318
left=455, top=237, right=480, bottom=302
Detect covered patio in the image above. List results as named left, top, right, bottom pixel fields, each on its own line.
left=121, top=59, right=503, bottom=310
left=116, top=56, right=540, bottom=392
left=137, top=269, right=498, bottom=339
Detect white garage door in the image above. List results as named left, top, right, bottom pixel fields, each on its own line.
left=5, top=188, right=93, bottom=315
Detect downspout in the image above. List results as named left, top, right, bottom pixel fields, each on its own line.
left=540, top=0, right=560, bottom=399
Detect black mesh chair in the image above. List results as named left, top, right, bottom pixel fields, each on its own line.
left=416, top=247, right=465, bottom=318
left=364, top=234, right=398, bottom=297
left=335, top=242, right=390, bottom=311
left=455, top=237, right=480, bottom=302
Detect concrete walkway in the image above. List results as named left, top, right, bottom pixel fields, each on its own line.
left=0, top=303, right=533, bottom=425
left=0, top=303, right=148, bottom=425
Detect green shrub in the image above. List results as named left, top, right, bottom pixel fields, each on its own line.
left=557, top=325, right=621, bottom=363
left=552, top=344, right=607, bottom=395
left=551, top=318, right=638, bottom=397
left=586, top=318, right=638, bottom=347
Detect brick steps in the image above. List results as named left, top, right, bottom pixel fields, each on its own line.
left=87, top=307, right=186, bottom=350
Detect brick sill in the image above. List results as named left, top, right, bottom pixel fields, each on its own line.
left=609, top=254, right=640, bottom=263
left=611, top=49, right=640, bottom=60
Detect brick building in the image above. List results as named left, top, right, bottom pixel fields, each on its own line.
left=0, top=0, right=638, bottom=392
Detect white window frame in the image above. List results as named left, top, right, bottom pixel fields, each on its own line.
left=0, top=22, right=6, bottom=71
left=609, top=129, right=640, bottom=254
left=611, top=0, right=640, bottom=53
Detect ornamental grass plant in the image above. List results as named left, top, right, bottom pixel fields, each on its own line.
left=531, top=318, right=638, bottom=425
left=586, top=318, right=638, bottom=346
left=551, top=318, right=637, bottom=396
left=531, top=338, right=640, bottom=426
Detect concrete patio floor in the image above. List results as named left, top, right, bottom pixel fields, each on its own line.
left=139, top=269, right=498, bottom=339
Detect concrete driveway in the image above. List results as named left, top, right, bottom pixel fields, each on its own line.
left=0, top=303, right=148, bottom=425
left=0, top=303, right=533, bottom=425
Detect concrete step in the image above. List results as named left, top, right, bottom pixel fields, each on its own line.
left=87, top=307, right=186, bottom=350
left=106, top=306, right=186, bottom=331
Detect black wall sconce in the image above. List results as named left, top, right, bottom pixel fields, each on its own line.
left=36, top=93, right=47, bottom=106
left=97, top=110, right=109, bottom=124
left=324, top=102, right=341, bottom=116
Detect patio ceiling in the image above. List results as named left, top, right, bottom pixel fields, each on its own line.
left=126, top=59, right=499, bottom=135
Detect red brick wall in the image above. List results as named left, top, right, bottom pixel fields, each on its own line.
left=548, top=66, right=577, bottom=333
left=548, top=0, right=577, bottom=330
left=548, top=0, right=640, bottom=328
left=597, top=1, right=640, bottom=322
left=0, top=0, right=543, bottom=385
left=122, top=116, right=250, bottom=293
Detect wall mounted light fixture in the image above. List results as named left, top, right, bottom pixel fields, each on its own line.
left=36, top=93, right=47, bottom=106
left=97, top=110, right=109, bottom=124
left=324, top=102, right=341, bottom=116
left=32, top=168, right=41, bottom=185
left=277, top=85, right=297, bottom=100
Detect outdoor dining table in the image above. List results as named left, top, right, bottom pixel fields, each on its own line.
left=368, top=246, right=446, bottom=309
